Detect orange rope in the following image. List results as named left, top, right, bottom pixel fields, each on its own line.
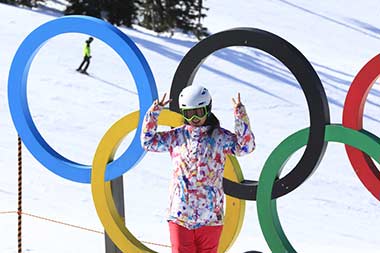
left=140, top=240, right=171, bottom=248
left=0, top=210, right=171, bottom=248
left=11, top=134, right=170, bottom=251
left=0, top=211, right=17, bottom=214
left=22, top=212, right=103, bottom=234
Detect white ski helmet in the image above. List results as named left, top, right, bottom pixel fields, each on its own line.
left=178, top=85, right=212, bottom=110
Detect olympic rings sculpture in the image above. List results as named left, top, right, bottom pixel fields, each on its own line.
left=169, top=27, right=330, bottom=200
left=342, top=55, right=380, bottom=200
left=7, top=15, right=380, bottom=252
left=91, top=109, right=245, bottom=252
left=257, top=125, right=380, bottom=252
left=8, top=15, right=158, bottom=183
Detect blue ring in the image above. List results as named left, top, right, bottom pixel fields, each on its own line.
left=8, top=16, right=157, bottom=183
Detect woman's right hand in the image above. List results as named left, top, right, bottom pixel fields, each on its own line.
left=154, top=93, right=172, bottom=107
left=232, top=92, right=243, bottom=109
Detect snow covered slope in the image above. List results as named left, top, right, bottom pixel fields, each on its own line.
left=0, top=1, right=379, bottom=252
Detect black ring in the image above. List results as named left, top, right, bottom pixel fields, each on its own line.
left=169, top=28, right=330, bottom=200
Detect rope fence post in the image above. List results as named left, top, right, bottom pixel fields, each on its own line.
left=17, top=135, right=22, bottom=253
left=10, top=137, right=170, bottom=252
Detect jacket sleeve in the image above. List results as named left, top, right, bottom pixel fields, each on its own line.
left=222, top=105, right=256, bottom=156
left=140, top=103, right=178, bottom=152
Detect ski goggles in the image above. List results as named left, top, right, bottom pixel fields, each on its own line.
left=181, top=106, right=208, bottom=121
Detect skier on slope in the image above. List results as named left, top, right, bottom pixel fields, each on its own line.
left=76, top=37, right=93, bottom=75
left=141, top=85, right=256, bottom=253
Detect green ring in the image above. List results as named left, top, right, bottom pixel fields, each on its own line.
left=257, top=124, right=380, bottom=253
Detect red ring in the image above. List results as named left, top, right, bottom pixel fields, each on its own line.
left=342, top=54, right=380, bottom=200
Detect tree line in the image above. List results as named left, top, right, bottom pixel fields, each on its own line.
left=1, top=0, right=209, bottom=39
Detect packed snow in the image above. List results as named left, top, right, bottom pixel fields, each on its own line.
left=0, top=1, right=379, bottom=252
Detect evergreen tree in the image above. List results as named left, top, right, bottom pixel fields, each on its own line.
left=0, top=0, right=15, bottom=4
left=138, top=0, right=209, bottom=39
left=163, top=0, right=209, bottom=39
left=172, top=0, right=197, bottom=34
left=64, top=0, right=102, bottom=18
left=64, top=0, right=208, bottom=38
left=138, top=0, right=167, bottom=32
left=18, top=0, right=34, bottom=6
left=192, top=0, right=209, bottom=39
left=0, top=0, right=39, bottom=7
left=65, top=0, right=139, bottom=28
left=103, top=0, right=139, bottom=27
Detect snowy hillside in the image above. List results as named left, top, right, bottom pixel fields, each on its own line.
left=0, top=1, right=379, bottom=252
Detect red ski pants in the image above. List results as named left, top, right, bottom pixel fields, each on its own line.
left=169, top=221, right=223, bottom=253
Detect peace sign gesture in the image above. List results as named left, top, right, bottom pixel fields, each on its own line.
left=232, top=92, right=243, bottom=108
left=154, top=93, right=172, bottom=107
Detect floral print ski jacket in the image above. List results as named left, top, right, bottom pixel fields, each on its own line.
left=141, top=102, right=255, bottom=230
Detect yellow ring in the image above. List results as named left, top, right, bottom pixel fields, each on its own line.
left=91, top=109, right=245, bottom=252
